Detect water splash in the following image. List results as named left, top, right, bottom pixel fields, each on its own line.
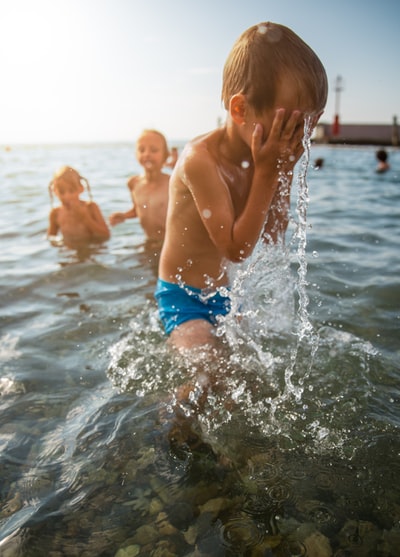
left=108, top=119, right=323, bottom=442
left=283, top=116, right=320, bottom=403
left=199, top=116, right=324, bottom=443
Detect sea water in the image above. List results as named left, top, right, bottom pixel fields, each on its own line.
left=0, top=142, right=399, bottom=556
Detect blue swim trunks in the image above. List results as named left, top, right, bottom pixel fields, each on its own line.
left=155, top=278, right=231, bottom=335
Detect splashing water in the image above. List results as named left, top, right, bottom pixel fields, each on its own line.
left=283, top=116, right=320, bottom=402
left=109, top=120, right=325, bottom=438
left=212, top=116, right=321, bottom=433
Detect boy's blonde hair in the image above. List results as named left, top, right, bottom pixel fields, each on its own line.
left=222, top=22, right=328, bottom=114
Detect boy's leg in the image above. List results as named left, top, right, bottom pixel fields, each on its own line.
left=168, top=318, right=216, bottom=350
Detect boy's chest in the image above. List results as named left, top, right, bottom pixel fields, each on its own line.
left=133, top=184, right=166, bottom=211
left=219, top=165, right=253, bottom=214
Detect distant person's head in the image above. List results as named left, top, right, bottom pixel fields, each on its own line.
left=376, top=149, right=388, bottom=163
left=376, top=149, right=390, bottom=173
left=165, top=146, right=179, bottom=169
left=221, top=22, right=328, bottom=135
left=136, top=129, right=169, bottom=170
left=314, top=157, right=324, bottom=169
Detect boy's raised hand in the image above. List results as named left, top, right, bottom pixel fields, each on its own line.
left=251, top=109, right=305, bottom=176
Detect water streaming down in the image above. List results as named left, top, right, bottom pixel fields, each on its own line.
left=0, top=141, right=399, bottom=556
left=217, top=117, right=319, bottom=433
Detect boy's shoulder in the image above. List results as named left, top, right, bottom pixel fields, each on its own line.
left=127, top=174, right=140, bottom=189
left=85, top=200, right=100, bottom=209
left=49, top=206, right=60, bottom=222
left=183, top=129, right=221, bottom=160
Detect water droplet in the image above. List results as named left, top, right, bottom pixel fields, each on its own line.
left=202, top=208, right=212, bottom=219
left=241, top=160, right=250, bottom=169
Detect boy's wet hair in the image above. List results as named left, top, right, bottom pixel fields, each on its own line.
left=222, top=22, right=328, bottom=114
left=137, top=129, right=170, bottom=161
left=48, top=166, right=92, bottom=207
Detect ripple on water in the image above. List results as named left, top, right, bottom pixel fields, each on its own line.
left=221, top=515, right=265, bottom=550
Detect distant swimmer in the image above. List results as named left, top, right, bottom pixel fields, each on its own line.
left=165, top=146, right=179, bottom=169
left=376, top=149, right=390, bottom=173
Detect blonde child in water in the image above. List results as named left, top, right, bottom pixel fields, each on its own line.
left=155, top=22, right=328, bottom=351
left=48, top=166, right=110, bottom=245
left=109, top=129, right=170, bottom=243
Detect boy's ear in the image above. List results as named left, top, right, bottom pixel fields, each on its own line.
left=229, top=94, right=247, bottom=124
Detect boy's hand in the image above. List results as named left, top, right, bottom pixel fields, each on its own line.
left=251, top=109, right=305, bottom=176
left=109, top=212, right=126, bottom=226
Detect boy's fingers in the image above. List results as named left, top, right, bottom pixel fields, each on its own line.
left=281, top=110, right=302, bottom=140
left=269, top=108, right=286, bottom=138
left=251, top=122, right=264, bottom=153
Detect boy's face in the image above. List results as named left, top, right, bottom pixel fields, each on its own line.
left=136, top=132, right=167, bottom=171
left=250, top=75, right=323, bottom=141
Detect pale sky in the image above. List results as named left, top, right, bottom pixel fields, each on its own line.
left=1, top=0, right=399, bottom=144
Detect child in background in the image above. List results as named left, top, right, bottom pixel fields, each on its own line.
left=48, top=166, right=110, bottom=245
left=376, top=149, right=390, bottom=173
left=165, top=146, right=179, bottom=169
left=156, top=21, right=328, bottom=351
left=109, top=129, right=170, bottom=243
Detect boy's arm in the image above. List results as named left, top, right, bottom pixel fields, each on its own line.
left=109, top=206, right=137, bottom=226
left=47, top=208, right=59, bottom=237
left=186, top=110, right=304, bottom=261
left=233, top=110, right=305, bottom=256
left=109, top=176, right=138, bottom=225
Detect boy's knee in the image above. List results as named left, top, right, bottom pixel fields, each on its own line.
left=169, top=319, right=216, bottom=350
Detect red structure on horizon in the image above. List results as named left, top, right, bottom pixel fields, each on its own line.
left=332, top=75, right=343, bottom=136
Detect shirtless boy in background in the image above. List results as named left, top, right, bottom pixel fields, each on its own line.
left=109, top=129, right=170, bottom=243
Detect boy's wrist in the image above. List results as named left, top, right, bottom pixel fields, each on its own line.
left=253, top=166, right=280, bottom=184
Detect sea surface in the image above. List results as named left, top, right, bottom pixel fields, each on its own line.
left=0, top=142, right=399, bottom=556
